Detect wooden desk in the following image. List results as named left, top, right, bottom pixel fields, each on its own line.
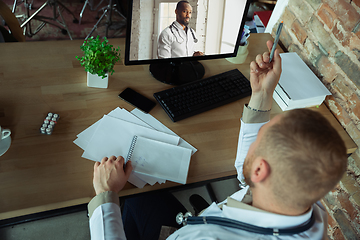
left=0, top=33, right=356, bottom=220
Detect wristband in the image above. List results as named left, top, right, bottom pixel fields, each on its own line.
left=247, top=105, right=271, bottom=112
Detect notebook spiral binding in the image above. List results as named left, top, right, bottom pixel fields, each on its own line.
left=126, top=135, right=138, bottom=162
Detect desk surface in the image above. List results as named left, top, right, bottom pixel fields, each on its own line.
left=0, top=33, right=356, bottom=220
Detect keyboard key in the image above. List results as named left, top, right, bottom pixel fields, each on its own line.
left=154, top=69, right=251, bottom=122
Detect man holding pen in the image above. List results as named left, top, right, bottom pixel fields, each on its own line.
left=87, top=40, right=347, bottom=239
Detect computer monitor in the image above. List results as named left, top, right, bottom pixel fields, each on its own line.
left=124, top=0, right=250, bottom=85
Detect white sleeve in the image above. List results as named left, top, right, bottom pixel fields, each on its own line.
left=158, top=29, right=173, bottom=59
left=234, top=119, right=266, bottom=184
left=90, top=202, right=127, bottom=240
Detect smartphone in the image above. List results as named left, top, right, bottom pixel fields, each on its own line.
left=118, top=88, right=156, bottom=113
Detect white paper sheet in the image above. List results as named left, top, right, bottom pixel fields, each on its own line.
left=128, top=173, right=147, bottom=188
left=128, top=136, right=192, bottom=184
left=74, top=109, right=166, bottom=187
left=74, top=108, right=196, bottom=188
left=74, top=108, right=153, bottom=149
left=82, top=115, right=180, bottom=161
left=74, top=108, right=164, bottom=188
left=133, top=172, right=166, bottom=185
left=131, top=109, right=197, bottom=155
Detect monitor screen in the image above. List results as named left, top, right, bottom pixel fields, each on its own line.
left=125, top=0, right=250, bottom=85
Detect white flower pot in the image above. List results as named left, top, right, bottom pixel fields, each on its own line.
left=87, top=72, right=108, bottom=88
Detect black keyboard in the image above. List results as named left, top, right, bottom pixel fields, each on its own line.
left=153, top=69, right=252, bottom=122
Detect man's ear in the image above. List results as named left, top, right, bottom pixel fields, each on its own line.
left=251, top=157, right=271, bottom=183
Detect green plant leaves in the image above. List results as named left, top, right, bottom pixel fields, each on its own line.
left=76, top=36, right=121, bottom=79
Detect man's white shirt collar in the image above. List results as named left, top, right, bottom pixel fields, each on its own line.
left=173, top=20, right=186, bottom=32
left=201, top=186, right=314, bottom=230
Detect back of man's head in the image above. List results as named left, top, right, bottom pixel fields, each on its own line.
left=257, top=108, right=347, bottom=210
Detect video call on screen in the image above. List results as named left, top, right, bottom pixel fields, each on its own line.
left=129, top=0, right=247, bottom=61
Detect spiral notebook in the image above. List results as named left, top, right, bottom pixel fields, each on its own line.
left=126, top=135, right=192, bottom=184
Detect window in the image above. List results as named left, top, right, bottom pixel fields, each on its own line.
left=153, top=0, right=179, bottom=58
left=158, top=3, right=177, bottom=36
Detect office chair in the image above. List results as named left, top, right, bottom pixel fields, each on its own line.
left=79, top=0, right=105, bottom=24
left=85, top=0, right=126, bottom=40
left=189, top=194, right=211, bottom=216
left=188, top=182, right=219, bottom=215
left=0, top=0, right=25, bottom=42
left=12, top=0, right=78, bottom=40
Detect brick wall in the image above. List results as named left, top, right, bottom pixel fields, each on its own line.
left=270, top=0, right=360, bottom=239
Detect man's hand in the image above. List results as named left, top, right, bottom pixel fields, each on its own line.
left=248, top=40, right=282, bottom=111
left=193, top=51, right=204, bottom=57
left=93, top=156, right=133, bottom=195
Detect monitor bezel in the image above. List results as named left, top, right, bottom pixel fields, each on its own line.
left=124, top=0, right=251, bottom=66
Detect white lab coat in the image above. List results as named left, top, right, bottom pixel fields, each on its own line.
left=157, top=21, right=197, bottom=58
left=88, top=106, right=328, bottom=240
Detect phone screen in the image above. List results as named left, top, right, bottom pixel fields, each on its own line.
left=119, top=88, right=156, bottom=113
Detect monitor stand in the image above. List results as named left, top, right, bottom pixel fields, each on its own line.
left=149, top=61, right=205, bottom=85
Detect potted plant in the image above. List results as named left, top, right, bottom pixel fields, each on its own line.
left=76, top=36, right=120, bottom=88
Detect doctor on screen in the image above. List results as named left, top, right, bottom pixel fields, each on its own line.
left=157, top=1, right=204, bottom=59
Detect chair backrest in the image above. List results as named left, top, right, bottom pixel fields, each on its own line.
left=0, top=0, right=25, bottom=42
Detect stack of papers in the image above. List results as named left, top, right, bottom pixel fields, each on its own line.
left=127, top=136, right=192, bottom=184
left=273, top=52, right=331, bottom=111
left=74, top=107, right=197, bottom=188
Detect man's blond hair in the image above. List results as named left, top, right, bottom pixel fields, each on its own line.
left=257, top=109, right=347, bottom=210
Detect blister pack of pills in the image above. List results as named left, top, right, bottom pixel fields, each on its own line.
left=40, top=113, right=59, bottom=135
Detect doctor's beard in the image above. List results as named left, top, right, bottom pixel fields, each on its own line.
left=181, top=18, right=190, bottom=26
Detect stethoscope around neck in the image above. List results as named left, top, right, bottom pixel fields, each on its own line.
left=169, top=22, right=198, bottom=44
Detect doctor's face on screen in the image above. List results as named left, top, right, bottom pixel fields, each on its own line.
left=175, top=2, right=192, bottom=27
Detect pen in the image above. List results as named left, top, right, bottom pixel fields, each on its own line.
left=269, top=21, right=283, bottom=63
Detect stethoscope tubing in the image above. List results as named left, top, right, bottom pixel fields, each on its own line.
left=169, top=22, right=198, bottom=43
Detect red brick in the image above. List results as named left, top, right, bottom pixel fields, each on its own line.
left=350, top=94, right=360, bottom=122
left=336, top=80, right=352, bottom=98
left=325, top=207, right=338, bottom=228
left=350, top=34, right=360, bottom=60
left=288, top=0, right=314, bottom=23
left=316, top=55, right=337, bottom=84
left=288, top=44, right=304, bottom=60
left=337, top=107, right=352, bottom=126
left=325, top=210, right=337, bottom=239
left=281, top=6, right=297, bottom=28
left=335, top=51, right=360, bottom=87
left=308, top=16, right=338, bottom=55
left=305, top=0, right=322, bottom=11
left=354, top=24, right=360, bottom=42
left=331, top=75, right=353, bottom=103
left=350, top=93, right=360, bottom=106
left=304, top=39, right=322, bottom=65
left=352, top=0, right=360, bottom=8
left=337, top=191, right=360, bottom=224
left=291, top=19, right=308, bottom=44
left=325, top=95, right=351, bottom=126
left=333, top=227, right=346, bottom=240
left=333, top=208, right=360, bottom=239
left=332, top=22, right=351, bottom=47
left=323, top=192, right=338, bottom=209
left=326, top=0, right=360, bottom=31
left=335, top=183, right=342, bottom=190
left=317, top=3, right=338, bottom=29
left=276, top=7, right=297, bottom=49
left=279, top=28, right=294, bottom=49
